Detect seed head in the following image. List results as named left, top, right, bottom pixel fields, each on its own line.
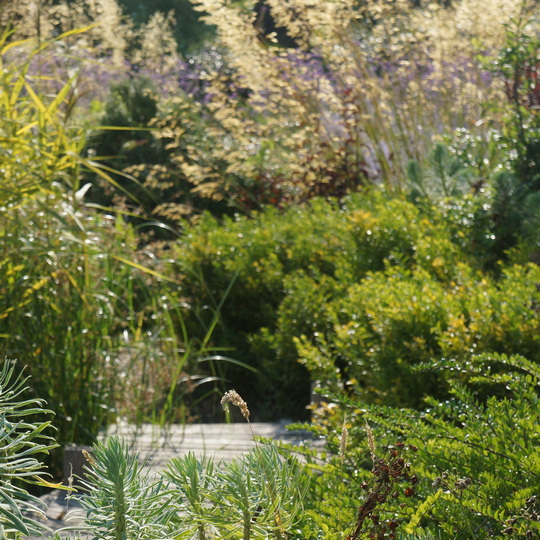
left=365, top=420, right=376, bottom=462
left=221, top=389, right=250, bottom=420
left=340, top=419, right=348, bottom=466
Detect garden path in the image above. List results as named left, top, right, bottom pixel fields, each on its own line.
left=107, top=419, right=318, bottom=468
left=31, top=421, right=322, bottom=539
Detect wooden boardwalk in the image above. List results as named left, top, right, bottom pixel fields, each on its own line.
left=107, top=420, right=318, bottom=469
left=32, top=421, right=323, bottom=539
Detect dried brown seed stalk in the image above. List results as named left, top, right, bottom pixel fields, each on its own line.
left=221, top=389, right=250, bottom=420
left=340, top=419, right=348, bottom=466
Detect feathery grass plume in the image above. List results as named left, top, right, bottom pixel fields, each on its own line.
left=0, top=0, right=186, bottom=74
left=0, top=0, right=133, bottom=64
left=340, top=417, right=348, bottom=468
left=221, top=389, right=250, bottom=420
left=53, top=0, right=134, bottom=65
left=365, top=420, right=376, bottom=463
left=169, top=0, right=526, bottom=209
left=411, top=0, right=531, bottom=63
left=177, top=0, right=399, bottom=202
left=0, top=0, right=54, bottom=41
left=133, top=10, right=180, bottom=78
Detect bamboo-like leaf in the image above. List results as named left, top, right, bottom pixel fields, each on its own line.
left=79, top=159, right=144, bottom=205
left=0, top=36, right=33, bottom=56
left=54, top=24, right=96, bottom=42
left=22, top=80, right=48, bottom=114
left=8, top=65, right=31, bottom=109
left=14, top=120, right=39, bottom=136
left=46, top=72, right=79, bottom=117
left=110, top=255, right=179, bottom=283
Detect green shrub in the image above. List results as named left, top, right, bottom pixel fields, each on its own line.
left=296, top=262, right=540, bottom=408
left=314, top=268, right=450, bottom=407
left=310, top=353, right=540, bottom=539
left=174, top=189, right=499, bottom=418
left=251, top=271, right=341, bottom=418
left=175, top=181, right=540, bottom=416
left=439, top=263, right=540, bottom=362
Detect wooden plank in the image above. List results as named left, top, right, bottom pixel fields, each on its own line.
left=104, top=421, right=319, bottom=471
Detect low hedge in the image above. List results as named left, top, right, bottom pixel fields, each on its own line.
left=172, top=188, right=540, bottom=418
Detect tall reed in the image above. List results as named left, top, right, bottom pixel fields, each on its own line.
left=149, top=0, right=518, bottom=209
left=0, top=26, right=224, bottom=476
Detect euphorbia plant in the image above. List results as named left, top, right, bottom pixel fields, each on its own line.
left=0, top=360, right=62, bottom=539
